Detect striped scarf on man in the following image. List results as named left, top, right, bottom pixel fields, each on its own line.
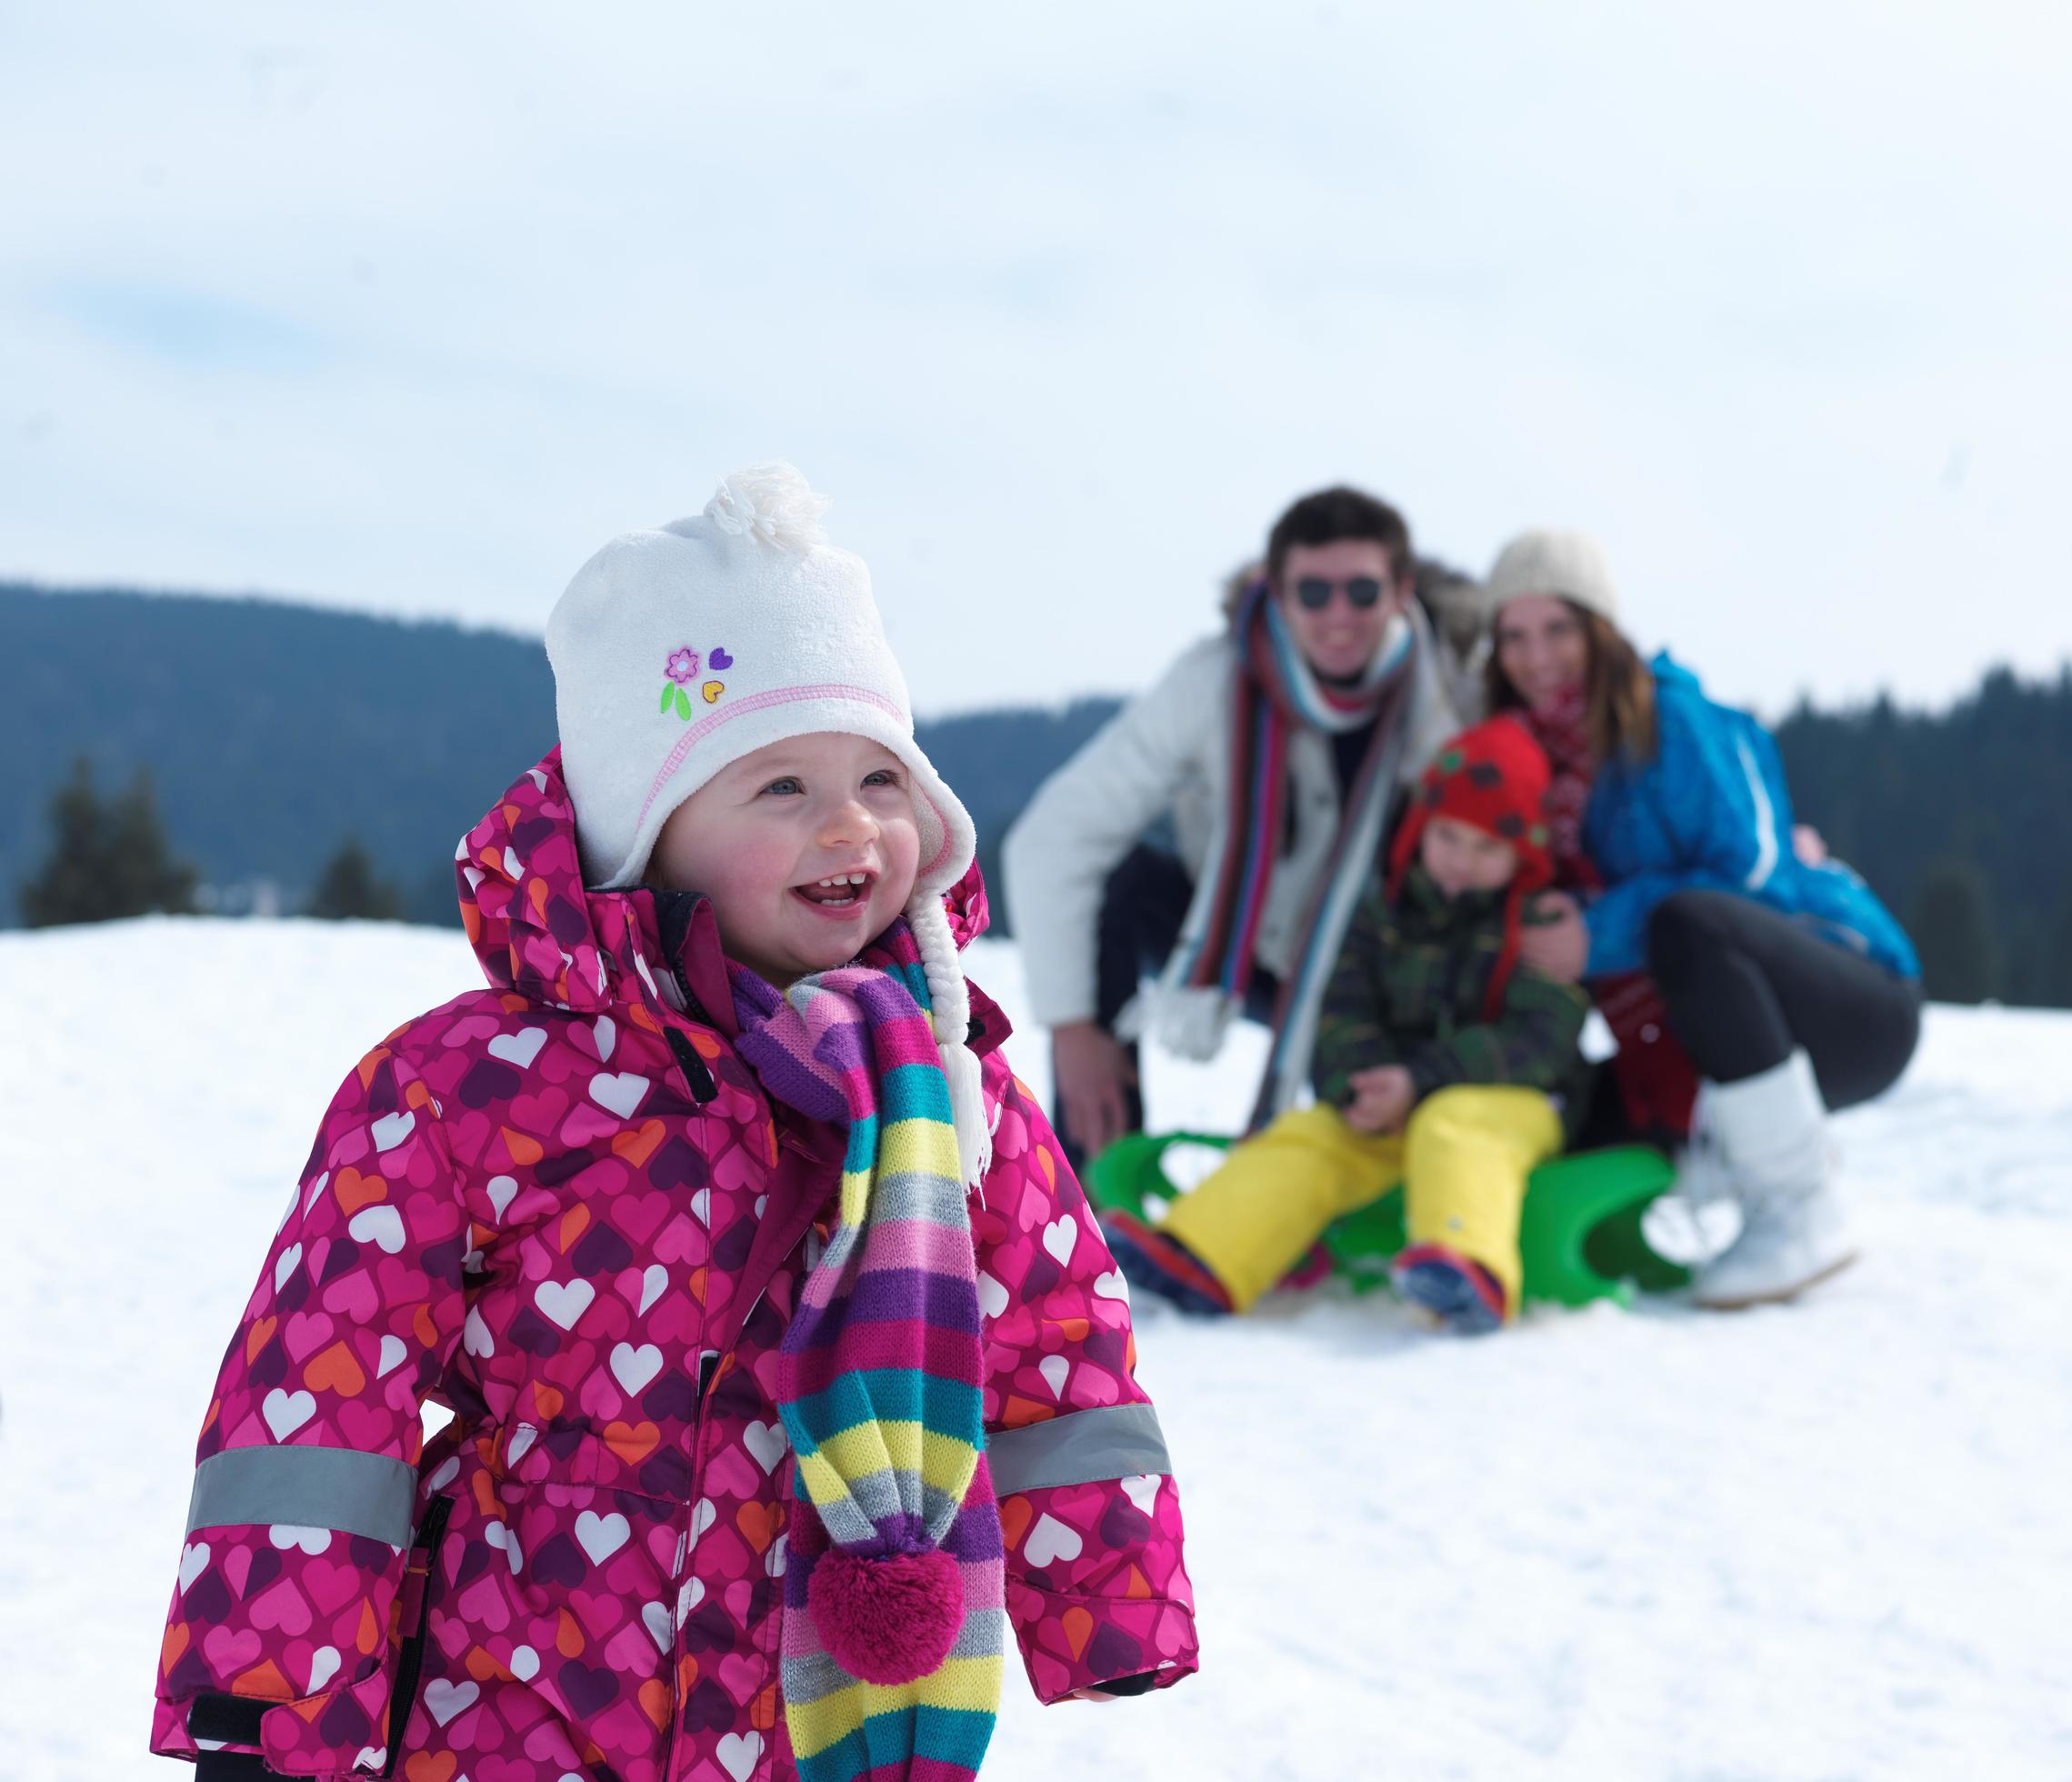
left=729, top=920, right=1004, bottom=1782
left=1126, top=581, right=1418, bottom=1129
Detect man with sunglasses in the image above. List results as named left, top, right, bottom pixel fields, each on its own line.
left=1005, top=485, right=1464, bottom=1166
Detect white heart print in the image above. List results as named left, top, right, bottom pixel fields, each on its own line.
left=576, top=1510, right=629, bottom=1562
left=1043, top=1215, right=1078, bottom=1266
left=1022, top=1512, right=1084, bottom=1568
left=262, top=1388, right=315, bottom=1439
left=589, top=1072, right=650, bottom=1119
left=346, top=1205, right=405, bottom=1255
left=422, top=1678, right=477, bottom=1727
left=486, top=1027, right=547, bottom=1069
left=716, top=1731, right=763, bottom=1782
left=743, top=1421, right=788, bottom=1475
left=1120, top=1474, right=1161, bottom=1517
left=535, top=1280, right=595, bottom=1330
left=611, top=1342, right=663, bottom=1395
left=638, top=1264, right=667, bottom=1314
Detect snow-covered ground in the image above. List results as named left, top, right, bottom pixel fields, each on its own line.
left=4, top=918, right=2069, bottom=1780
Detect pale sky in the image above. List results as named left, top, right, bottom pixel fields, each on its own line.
left=4, top=2, right=2068, bottom=719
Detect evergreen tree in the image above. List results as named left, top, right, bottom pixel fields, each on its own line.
left=18, top=758, right=106, bottom=928
left=19, top=757, right=197, bottom=926
left=2043, top=884, right=2072, bottom=1011
left=1910, top=857, right=1999, bottom=1005
left=308, top=837, right=405, bottom=922
left=106, top=767, right=199, bottom=915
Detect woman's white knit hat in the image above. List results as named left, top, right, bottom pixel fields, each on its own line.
left=1482, top=528, right=1620, bottom=625
left=546, top=462, right=991, bottom=1183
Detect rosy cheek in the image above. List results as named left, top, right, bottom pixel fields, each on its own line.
left=714, top=837, right=799, bottom=906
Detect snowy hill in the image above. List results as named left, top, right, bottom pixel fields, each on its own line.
left=3, top=919, right=2068, bottom=1780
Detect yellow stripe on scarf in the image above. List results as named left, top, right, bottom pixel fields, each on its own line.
left=877, top=1116, right=966, bottom=1179
left=786, top=1656, right=1006, bottom=1758
left=796, top=1425, right=983, bottom=1508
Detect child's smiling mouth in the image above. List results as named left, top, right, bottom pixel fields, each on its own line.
left=793, top=870, right=876, bottom=916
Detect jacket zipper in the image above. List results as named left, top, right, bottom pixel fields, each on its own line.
left=378, top=1493, right=455, bottom=1778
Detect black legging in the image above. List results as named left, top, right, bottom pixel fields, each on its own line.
left=1646, top=889, right=1921, bottom=1108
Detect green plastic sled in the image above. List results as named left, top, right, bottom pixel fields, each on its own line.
left=1086, top=1129, right=1692, bottom=1309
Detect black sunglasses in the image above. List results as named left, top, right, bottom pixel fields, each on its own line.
left=1293, top=575, right=1386, bottom=611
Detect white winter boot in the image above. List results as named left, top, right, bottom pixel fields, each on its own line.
left=1687, top=1050, right=1857, bottom=1310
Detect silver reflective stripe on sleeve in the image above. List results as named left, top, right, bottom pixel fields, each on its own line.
left=185, top=1446, right=418, bottom=1546
left=986, top=1402, right=1172, bottom=1495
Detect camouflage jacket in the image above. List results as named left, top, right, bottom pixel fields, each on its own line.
left=1310, top=864, right=1591, bottom=1126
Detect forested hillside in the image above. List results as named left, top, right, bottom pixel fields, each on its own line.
left=5, top=584, right=2067, bottom=1003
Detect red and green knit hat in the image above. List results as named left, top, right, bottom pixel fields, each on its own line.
left=1387, top=716, right=1557, bottom=1016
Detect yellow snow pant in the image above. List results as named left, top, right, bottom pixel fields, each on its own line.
left=1159, top=1087, right=1567, bottom=1314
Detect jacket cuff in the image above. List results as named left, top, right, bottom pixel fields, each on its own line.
left=1007, top=1577, right=1200, bottom=1705
left=996, top=1471, right=1198, bottom=1705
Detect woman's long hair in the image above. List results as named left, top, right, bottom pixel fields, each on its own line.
left=1486, top=602, right=1658, bottom=766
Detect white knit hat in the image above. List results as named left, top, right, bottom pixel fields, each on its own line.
left=1481, top=528, right=1619, bottom=625
left=546, top=461, right=991, bottom=1183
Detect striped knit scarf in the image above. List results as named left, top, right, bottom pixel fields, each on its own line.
left=1519, top=688, right=1699, bottom=1136
left=1126, top=582, right=1418, bottom=1129
left=1519, top=683, right=1597, bottom=889
left=728, top=920, right=1004, bottom=1782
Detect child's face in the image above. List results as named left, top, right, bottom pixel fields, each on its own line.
left=649, top=732, right=922, bottom=986
left=1420, top=815, right=1519, bottom=898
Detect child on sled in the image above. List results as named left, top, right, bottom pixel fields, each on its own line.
left=1101, top=716, right=1589, bottom=1332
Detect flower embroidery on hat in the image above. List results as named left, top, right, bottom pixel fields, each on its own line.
left=660, top=647, right=728, bottom=719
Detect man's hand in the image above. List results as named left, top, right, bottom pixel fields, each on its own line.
left=1344, top=1064, right=1416, bottom=1135
left=1793, top=824, right=1828, bottom=866
left=1052, top=1021, right=1137, bottom=1156
left=1519, top=891, right=1589, bottom=984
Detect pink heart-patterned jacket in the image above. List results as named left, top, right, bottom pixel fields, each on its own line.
left=151, top=749, right=1197, bottom=1782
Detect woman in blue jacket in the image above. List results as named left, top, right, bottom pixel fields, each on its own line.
left=1478, top=529, right=1922, bottom=1310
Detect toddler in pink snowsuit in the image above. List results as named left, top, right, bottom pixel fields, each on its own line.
left=151, top=464, right=1197, bottom=1782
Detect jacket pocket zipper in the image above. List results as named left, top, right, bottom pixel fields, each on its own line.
left=379, top=1493, right=455, bottom=1777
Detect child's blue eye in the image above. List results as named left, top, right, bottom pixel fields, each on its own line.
left=763, top=776, right=805, bottom=796
left=864, top=768, right=904, bottom=789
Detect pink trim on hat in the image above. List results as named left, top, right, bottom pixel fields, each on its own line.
left=634, top=679, right=930, bottom=836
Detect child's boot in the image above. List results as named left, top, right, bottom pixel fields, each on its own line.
left=1391, top=1243, right=1506, bottom=1335
left=1097, top=1209, right=1234, bottom=1316
left=1688, top=1050, right=1857, bottom=1310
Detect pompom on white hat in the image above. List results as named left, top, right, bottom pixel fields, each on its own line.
left=546, top=462, right=992, bottom=1184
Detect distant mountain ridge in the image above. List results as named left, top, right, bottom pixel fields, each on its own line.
left=0, top=584, right=1121, bottom=929
left=5, top=584, right=2068, bottom=1005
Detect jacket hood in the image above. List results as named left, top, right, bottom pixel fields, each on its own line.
left=1650, top=650, right=1704, bottom=700
left=455, top=747, right=625, bottom=1011
left=455, top=748, right=993, bottom=1013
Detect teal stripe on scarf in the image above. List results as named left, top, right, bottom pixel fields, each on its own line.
left=795, top=1706, right=999, bottom=1782
left=789, top=1369, right=986, bottom=1453
left=880, top=1061, right=955, bottom=1123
